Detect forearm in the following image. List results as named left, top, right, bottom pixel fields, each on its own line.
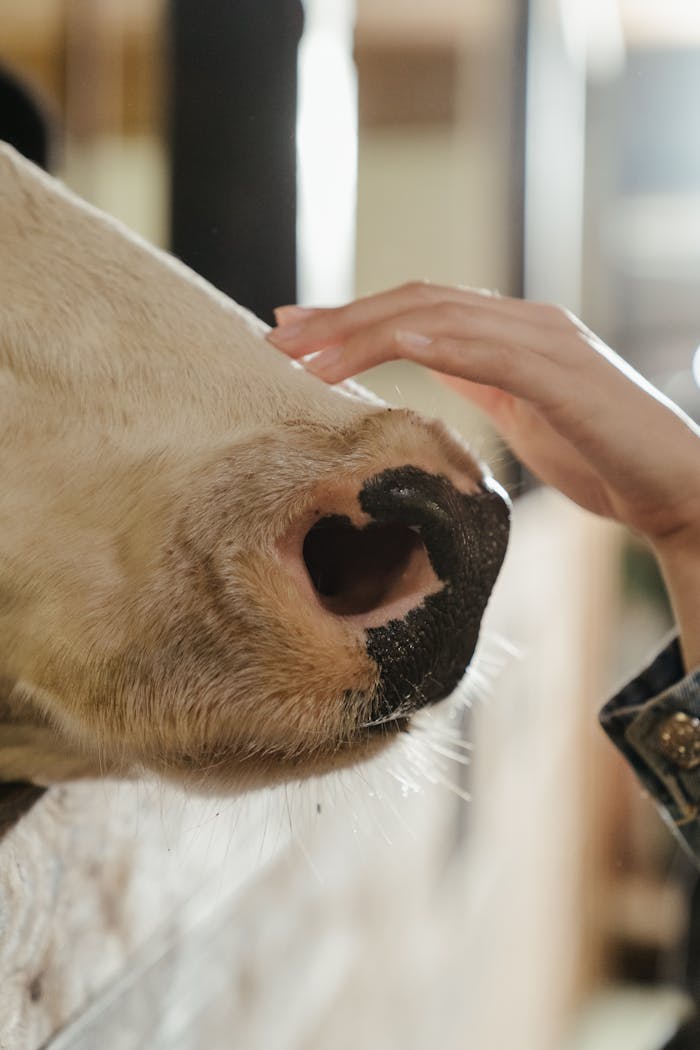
left=653, top=529, right=700, bottom=673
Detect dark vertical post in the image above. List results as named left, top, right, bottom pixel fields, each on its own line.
left=509, top=0, right=529, bottom=301
left=510, top=0, right=535, bottom=500
left=168, top=1, right=304, bottom=326
left=0, top=66, right=56, bottom=171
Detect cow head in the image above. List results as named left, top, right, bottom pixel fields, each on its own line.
left=0, top=143, right=509, bottom=791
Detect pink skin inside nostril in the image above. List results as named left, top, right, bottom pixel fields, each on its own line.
left=274, top=500, right=443, bottom=631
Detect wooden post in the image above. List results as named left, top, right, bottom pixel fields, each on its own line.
left=168, top=0, right=304, bottom=325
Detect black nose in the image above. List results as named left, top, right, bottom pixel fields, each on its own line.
left=359, top=466, right=510, bottom=721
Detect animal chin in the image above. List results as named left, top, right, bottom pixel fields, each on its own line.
left=162, top=719, right=408, bottom=791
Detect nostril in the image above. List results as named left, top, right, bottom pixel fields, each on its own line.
left=302, top=516, right=438, bottom=619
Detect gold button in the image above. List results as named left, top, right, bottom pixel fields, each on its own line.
left=657, top=712, right=700, bottom=770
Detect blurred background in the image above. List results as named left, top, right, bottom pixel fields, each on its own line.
left=1, top=1, right=699, bottom=1048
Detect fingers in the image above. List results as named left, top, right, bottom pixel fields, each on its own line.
left=269, top=282, right=700, bottom=551
left=267, top=282, right=564, bottom=360
left=278, top=299, right=569, bottom=413
left=269, top=283, right=464, bottom=358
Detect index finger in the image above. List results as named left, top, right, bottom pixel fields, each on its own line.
left=267, top=282, right=529, bottom=359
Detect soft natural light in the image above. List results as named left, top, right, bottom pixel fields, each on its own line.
left=296, top=0, right=358, bottom=306
left=620, top=0, right=700, bottom=44
left=692, top=345, right=700, bottom=388
left=525, top=0, right=587, bottom=311
left=559, top=0, right=626, bottom=79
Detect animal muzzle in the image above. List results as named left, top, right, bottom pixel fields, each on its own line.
left=294, top=465, right=510, bottom=723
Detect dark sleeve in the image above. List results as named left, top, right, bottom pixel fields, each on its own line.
left=600, top=632, right=700, bottom=867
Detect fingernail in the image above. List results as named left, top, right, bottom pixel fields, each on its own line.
left=274, top=305, right=317, bottom=326
left=395, top=330, right=432, bottom=351
left=305, top=346, right=343, bottom=375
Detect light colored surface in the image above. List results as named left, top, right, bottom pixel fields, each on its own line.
left=0, top=781, right=291, bottom=1047
left=620, top=0, right=700, bottom=46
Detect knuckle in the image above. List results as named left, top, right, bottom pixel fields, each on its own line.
left=402, top=279, right=433, bottom=300
left=534, top=301, right=569, bottom=325
left=467, top=284, right=501, bottom=299
left=549, top=303, right=570, bottom=323
left=557, top=305, right=579, bottom=327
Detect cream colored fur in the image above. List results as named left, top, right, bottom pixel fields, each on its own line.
left=0, top=143, right=486, bottom=790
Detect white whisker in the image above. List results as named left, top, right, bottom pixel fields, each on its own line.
left=419, top=740, right=472, bottom=766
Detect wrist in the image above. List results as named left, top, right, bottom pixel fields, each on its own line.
left=651, top=526, right=700, bottom=672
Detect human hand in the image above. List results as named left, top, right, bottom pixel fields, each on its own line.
left=268, top=283, right=700, bottom=668
left=268, top=282, right=699, bottom=543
